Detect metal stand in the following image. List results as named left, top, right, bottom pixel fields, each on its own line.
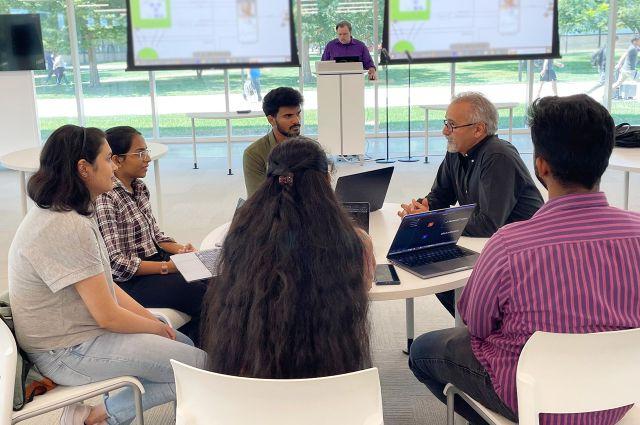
left=377, top=50, right=395, bottom=164
left=399, top=51, right=418, bottom=162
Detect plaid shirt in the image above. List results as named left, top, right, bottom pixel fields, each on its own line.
left=95, top=178, right=174, bottom=282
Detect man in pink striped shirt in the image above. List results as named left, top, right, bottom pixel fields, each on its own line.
left=409, top=94, right=640, bottom=424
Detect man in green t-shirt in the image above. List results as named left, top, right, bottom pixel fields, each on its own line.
left=243, top=87, right=304, bottom=197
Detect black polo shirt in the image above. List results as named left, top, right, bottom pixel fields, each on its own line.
left=426, top=135, right=544, bottom=237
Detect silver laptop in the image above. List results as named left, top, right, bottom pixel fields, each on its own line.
left=171, top=248, right=221, bottom=282
left=386, top=204, right=479, bottom=279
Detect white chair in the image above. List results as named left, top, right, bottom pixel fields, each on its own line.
left=148, top=308, right=191, bottom=330
left=445, top=329, right=640, bottom=425
left=0, top=319, right=145, bottom=425
left=170, top=360, right=384, bottom=425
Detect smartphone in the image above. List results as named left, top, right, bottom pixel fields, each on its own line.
left=375, top=264, right=400, bottom=285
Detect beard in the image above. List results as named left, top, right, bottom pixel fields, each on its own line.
left=277, top=122, right=301, bottom=138
left=446, top=138, right=458, bottom=153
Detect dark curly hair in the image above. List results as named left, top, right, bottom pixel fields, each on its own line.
left=262, top=87, right=303, bottom=118
left=201, top=137, right=371, bottom=379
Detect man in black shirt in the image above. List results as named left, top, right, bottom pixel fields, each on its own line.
left=399, top=92, right=544, bottom=316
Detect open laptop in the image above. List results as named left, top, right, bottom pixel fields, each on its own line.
left=335, top=166, right=394, bottom=211
left=171, top=248, right=221, bottom=283
left=386, top=204, right=479, bottom=279
left=342, top=202, right=370, bottom=233
left=334, top=55, right=361, bottom=63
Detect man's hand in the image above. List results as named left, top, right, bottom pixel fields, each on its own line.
left=397, top=198, right=429, bottom=218
left=368, top=67, right=377, bottom=80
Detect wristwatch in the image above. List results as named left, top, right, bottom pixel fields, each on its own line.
left=160, top=261, right=169, bottom=275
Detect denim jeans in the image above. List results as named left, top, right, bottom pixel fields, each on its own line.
left=408, top=327, right=518, bottom=424
left=28, top=331, right=207, bottom=425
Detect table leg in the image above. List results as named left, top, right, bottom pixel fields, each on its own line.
left=226, top=118, right=233, bottom=175
left=454, top=287, right=463, bottom=327
left=508, top=108, right=513, bottom=143
left=19, top=171, right=27, bottom=217
left=424, top=109, right=430, bottom=163
left=154, top=159, right=164, bottom=228
left=624, top=171, right=630, bottom=210
left=191, top=118, right=198, bottom=169
left=403, top=298, right=415, bottom=354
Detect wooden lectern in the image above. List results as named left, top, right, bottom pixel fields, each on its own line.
left=315, top=61, right=365, bottom=156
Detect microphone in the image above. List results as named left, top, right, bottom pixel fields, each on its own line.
left=380, top=47, right=390, bottom=63
left=405, top=50, right=412, bottom=63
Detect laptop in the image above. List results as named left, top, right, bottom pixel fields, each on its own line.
left=171, top=248, right=221, bottom=283
left=334, top=55, right=361, bottom=63
left=386, top=204, right=480, bottom=279
left=335, top=166, right=394, bottom=212
left=342, top=202, right=370, bottom=233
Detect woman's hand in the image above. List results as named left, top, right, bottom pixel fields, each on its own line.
left=178, top=243, right=197, bottom=253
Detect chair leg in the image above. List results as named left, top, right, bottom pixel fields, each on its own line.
left=447, top=388, right=455, bottom=425
left=131, top=384, right=144, bottom=425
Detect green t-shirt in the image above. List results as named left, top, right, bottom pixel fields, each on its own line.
left=243, top=130, right=277, bottom=197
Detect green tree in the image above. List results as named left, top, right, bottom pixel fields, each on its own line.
left=618, top=0, right=640, bottom=34
left=558, top=0, right=608, bottom=34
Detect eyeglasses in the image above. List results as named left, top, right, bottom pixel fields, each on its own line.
left=119, top=149, right=150, bottom=160
left=443, top=120, right=478, bottom=132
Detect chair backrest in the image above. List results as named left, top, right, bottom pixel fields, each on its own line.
left=516, top=328, right=640, bottom=425
left=0, top=319, right=18, bottom=425
left=170, top=360, right=383, bottom=425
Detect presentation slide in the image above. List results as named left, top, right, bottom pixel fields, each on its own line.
left=126, top=0, right=297, bottom=70
left=384, top=0, right=558, bottom=64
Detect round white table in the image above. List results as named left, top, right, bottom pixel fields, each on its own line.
left=201, top=203, right=489, bottom=352
left=0, top=142, right=169, bottom=225
left=608, top=147, right=640, bottom=210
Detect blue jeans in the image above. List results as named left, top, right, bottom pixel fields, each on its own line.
left=28, top=332, right=207, bottom=425
left=408, top=327, right=517, bottom=424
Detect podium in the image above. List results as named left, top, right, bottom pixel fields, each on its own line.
left=315, top=61, right=365, bottom=156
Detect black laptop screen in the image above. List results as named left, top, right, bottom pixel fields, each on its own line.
left=388, top=205, right=475, bottom=255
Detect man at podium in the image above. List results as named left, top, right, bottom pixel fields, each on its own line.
left=321, top=21, right=377, bottom=80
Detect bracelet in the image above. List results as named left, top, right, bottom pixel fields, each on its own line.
left=160, top=261, right=169, bottom=275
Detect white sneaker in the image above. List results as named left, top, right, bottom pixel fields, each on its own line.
left=59, top=403, right=91, bottom=425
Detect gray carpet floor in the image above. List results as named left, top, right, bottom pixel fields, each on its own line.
left=1, top=135, right=637, bottom=425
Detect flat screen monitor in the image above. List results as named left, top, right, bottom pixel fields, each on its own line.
left=0, top=14, right=45, bottom=71
left=382, top=0, right=559, bottom=64
left=126, top=0, right=299, bottom=70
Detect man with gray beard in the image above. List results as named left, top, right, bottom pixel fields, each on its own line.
left=398, top=92, right=543, bottom=316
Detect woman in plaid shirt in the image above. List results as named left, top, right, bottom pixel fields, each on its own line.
left=95, top=126, right=206, bottom=345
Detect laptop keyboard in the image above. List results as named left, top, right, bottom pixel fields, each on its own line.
left=396, top=245, right=468, bottom=267
left=195, top=248, right=222, bottom=276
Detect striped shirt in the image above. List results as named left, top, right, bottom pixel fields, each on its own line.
left=459, top=192, right=640, bottom=424
left=95, top=178, right=174, bottom=282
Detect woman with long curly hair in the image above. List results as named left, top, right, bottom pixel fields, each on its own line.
left=201, top=136, right=374, bottom=378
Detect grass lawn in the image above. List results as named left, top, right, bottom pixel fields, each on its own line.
left=40, top=100, right=639, bottom=140
left=33, top=50, right=624, bottom=99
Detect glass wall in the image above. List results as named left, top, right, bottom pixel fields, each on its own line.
left=2, top=0, right=637, bottom=142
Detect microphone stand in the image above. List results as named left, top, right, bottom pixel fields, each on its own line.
left=399, top=50, right=418, bottom=162
left=376, top=48, right=395, bottom=164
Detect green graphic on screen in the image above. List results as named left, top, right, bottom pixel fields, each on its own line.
left=130, top=0, right=171, bottom=29
left=390, top=0, right=431, bottom=21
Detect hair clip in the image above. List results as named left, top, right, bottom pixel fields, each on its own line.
left=278, top=175, right=293, bottom=186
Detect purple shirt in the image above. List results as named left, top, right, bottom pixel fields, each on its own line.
left=321, top=37, right=375, bottom=70
left=459, top=192, right=640, bottom=424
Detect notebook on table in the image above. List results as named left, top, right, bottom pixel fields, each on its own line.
left=386, top=204, right=479, bottom=279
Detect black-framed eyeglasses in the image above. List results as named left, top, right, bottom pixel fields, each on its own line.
left=119, top=149, right=150, bottom=160
left=443, top=120, right=478, bottom=132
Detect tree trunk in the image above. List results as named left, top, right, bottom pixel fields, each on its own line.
left=88, top=43, right=100, bottom=87
left=302, top=37, right=313, bottom=84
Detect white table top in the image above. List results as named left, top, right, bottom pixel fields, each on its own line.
left=201, top=203, right=489, bottom=302
left=0, top=142, right=168, bottom=173
left=185, top=111, right=264, bottom=120
left=418, top=102, right=518, bottom=110
left=609, top=147, right=640, bottom=173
